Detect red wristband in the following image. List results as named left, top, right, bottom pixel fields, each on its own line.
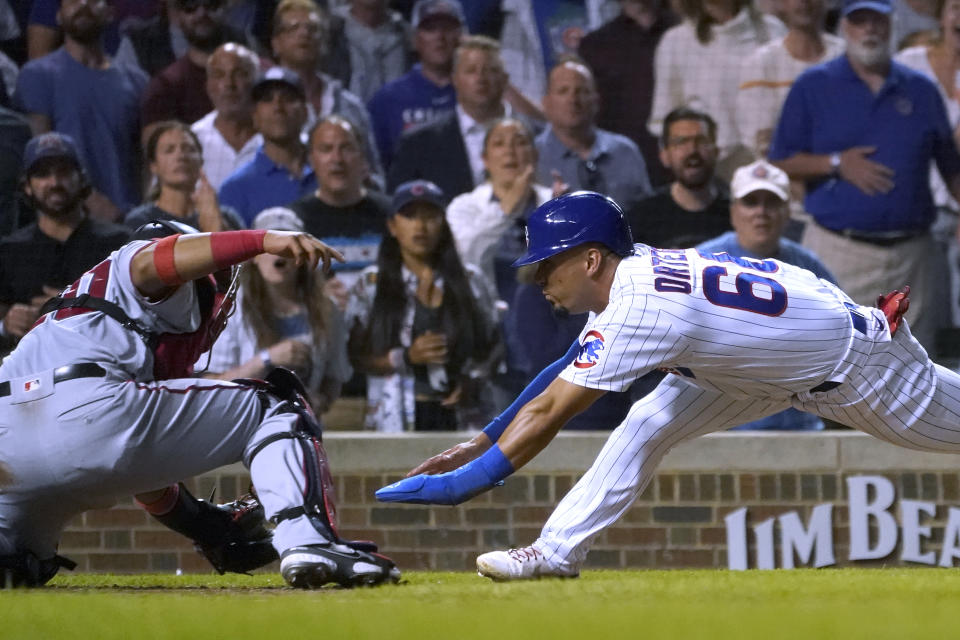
left=209, top=230, right=267, bottom=269
left=153, top=235, right=183, bottom=286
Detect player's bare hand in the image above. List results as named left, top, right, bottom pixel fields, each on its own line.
left=407, top=331, right=447, bottom=365
left=192, top=171, right=223, bottom=232
left=405, top=434, right=493, bottom=477
left=262, top=231, right=345, bottom=274
left=3, top=303, right=41, bottom=338
left=267, top=339, right=312, bottom=372
left=838, top=146, right=895, bottom=196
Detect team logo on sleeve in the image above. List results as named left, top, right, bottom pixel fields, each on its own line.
left=574, top=330, right=605, bottom=368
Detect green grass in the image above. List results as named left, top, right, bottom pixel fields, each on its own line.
left=2, top=569, right=958, bottom=639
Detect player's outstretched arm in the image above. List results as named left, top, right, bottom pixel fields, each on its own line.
left=376, top=378, right=604, bottom=505
left=399, top=338, right=583, bottom=479
left=130, top=231, right=345, bottom=298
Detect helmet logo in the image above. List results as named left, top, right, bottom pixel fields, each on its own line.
left=573, top=330, right=605, bottom=368
left=752, top=165, right=768, bottom=178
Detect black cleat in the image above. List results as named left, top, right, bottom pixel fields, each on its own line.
left=280, top=543, right=401, bottom=589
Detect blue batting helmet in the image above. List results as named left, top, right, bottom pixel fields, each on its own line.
left=512, top=191, right=634, bottom=267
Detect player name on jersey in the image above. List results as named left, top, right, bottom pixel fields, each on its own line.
left=725, top=475, right=960, bottom=570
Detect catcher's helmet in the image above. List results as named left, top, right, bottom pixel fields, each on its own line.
left=512, top=191, right=634, bottom=267
left=132, top=219, right=200, bottom=240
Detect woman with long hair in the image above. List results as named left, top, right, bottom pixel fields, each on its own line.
left=203, top=207, right=351, bottom=415
left=447, top=117, right=553, bottom=302
left=346, top=180, right=498, bottom=432
left=125, top=120, right=245, bottom=232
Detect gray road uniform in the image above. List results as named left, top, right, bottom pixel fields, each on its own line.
left=0, top=240, right=342, bottom=570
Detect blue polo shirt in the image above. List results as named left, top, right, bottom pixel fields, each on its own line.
left=218, top=147, right=318, bottom=226
left=768, top=55, right=960, bottom=233
left=367, top=64, right=457, bottom=169
left=535, top=125, right=652, bottom=211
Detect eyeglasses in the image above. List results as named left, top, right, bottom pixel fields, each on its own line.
left=176, top=0, right=223, bottom=14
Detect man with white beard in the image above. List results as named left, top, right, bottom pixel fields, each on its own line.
left=769, top=0, right=960, bottom=355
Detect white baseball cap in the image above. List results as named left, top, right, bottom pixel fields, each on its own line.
left=730, top=160, right=790, bottom=201
left=252, top=207, right=304, bottom=232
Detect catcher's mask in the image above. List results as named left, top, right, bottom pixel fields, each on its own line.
left=132, top=219, right=242, bottom=366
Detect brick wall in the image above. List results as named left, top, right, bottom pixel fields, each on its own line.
left=55, top=433, right=960, bottom=572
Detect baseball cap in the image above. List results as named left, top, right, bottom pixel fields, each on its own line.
left=251, top=67, right=305, bottom=102
left=730, top=160, right=790, bottom=202
left=411, top=0, right=465, bottom=28
left=252, top=207, right=305, bottom=232
left=22, top=132, right=84, bottom=175
left=841, top=0, right=892, bottom=16
left=391, top=180, right=447, bottom=214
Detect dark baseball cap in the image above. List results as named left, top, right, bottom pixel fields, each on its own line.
left=841, top=0, right=892, bottom=16
left=251, top=67, right=305, bottom=101
left=411, top=0, right=465, bottom=28
left=391, top=180, right=447, bottom=214
left=22, top=132, right=85, bottom=175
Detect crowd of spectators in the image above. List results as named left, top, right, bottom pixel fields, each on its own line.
left=1, top=0, right=958, bottom=434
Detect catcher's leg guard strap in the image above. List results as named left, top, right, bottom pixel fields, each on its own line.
left=245, top=431, right=297, bottom=467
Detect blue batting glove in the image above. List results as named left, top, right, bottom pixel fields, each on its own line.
left=375, top=474, right=457, bottom=505
left=376, top=445, right=515, bottom=505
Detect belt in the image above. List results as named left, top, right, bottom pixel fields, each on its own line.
left=0, top=363, right=106, bottom=398
left=809, top=307, right=867, bottom=394
left=819, top=224, right=925, bottom=247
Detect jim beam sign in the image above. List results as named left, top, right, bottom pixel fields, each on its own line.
left=725, top=475, right=960, bottom=569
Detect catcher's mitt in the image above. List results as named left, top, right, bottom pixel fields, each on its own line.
left=196, top=491, right=279, bottom=575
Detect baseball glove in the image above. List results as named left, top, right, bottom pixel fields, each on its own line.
left=876, top=286, right=910, bottom=336
left=195, top=491, right=279, bottom=575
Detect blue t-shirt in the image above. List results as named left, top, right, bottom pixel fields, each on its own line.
left=218, top=147, right=318, bottom=225
left=29, top=0, right=160, bottom=55
left=366, top=65, right=457, bottom=169
left=695, top=231, right=832, bottom=431
left=14, top=49, right=148, bottom=212
left=768, top=55, right=960, bottom=232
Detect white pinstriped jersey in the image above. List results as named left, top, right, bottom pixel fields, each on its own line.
left=560, top=245, right=884, bottom=398
left=534, top=245, right=960, bottom=574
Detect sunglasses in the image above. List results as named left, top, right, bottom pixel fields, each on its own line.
left=176, top=0, right=223, bottom=13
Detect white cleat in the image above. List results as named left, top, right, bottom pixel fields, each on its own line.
left=476, top=546, right=579, bottom=581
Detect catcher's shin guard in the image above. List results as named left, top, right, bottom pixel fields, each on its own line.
left=138, top=483, right=278, bottom=574
left=244, top=368, right=378, bottom=553
left=248, top=427, right=399, bottom=587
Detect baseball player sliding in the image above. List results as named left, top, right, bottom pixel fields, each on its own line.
left=0, top=222, right=400, bottom=588
left=377, top=190, right=949, bottom=581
